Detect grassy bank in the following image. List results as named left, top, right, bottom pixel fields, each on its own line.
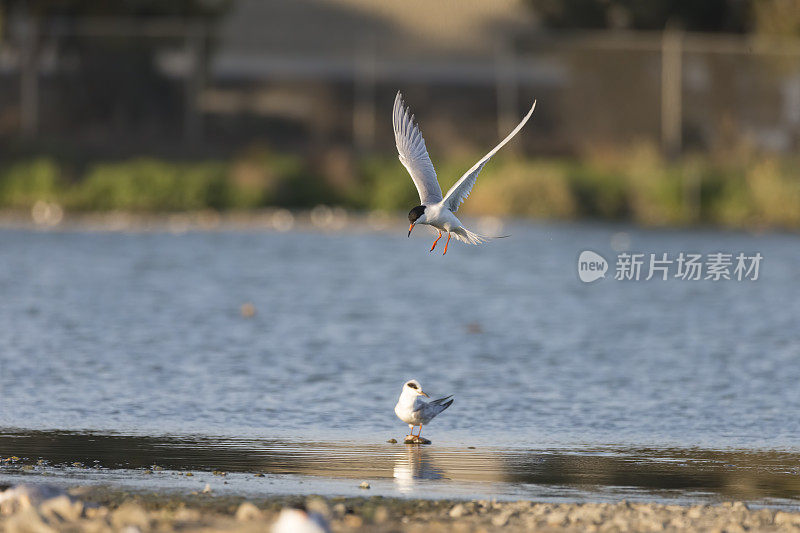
left=2, top=144, right=799, bottom=229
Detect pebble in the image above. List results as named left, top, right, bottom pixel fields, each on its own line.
left=373, top=505, right=389, bottom=523
left=6, top=508, right=54, bottom=533
left=546, top=511, right=568, bottom=526
left=110, top=503, right=149, bottom=529
left=305, top=497, right=330, bottom=517
left=39, top=495, right=84, bottom=522
left=359, top=481, right=370, bottom=489
left=234, top=502, right=262, bottom=521
left=449, top=504, right=468, bottom=518
left=491, top=510, right=514, bottom=527
left=343, top=514, right=363, bottom=527
left=0, top=485, right=69, bottom=514
left=775, top=511, right=800, bottom=526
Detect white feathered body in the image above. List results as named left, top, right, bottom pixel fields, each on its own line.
left=394, top=388, right=452, bottom=427
left=415, top=204, right=486, bottom=245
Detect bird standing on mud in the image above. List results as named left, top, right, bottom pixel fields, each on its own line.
left=393, top=91, right=536, bottom=254
left=394, top=379, right=454, bottom=443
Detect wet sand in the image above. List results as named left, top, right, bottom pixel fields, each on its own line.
left=3, top=485, right=800, bottom=532
left=5, top=432, right=800, bottom=506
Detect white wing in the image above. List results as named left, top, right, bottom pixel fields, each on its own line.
left=393, top=92, right=443, bottom=205
left=442, top=100, right=536, bottom=212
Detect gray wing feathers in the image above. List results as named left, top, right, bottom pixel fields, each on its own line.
left=393, top=92, right=443, bottom=205
left=418, top=395, right=454, bottom=422
left=430, top=395, right=453, bottom=406
left=442, top=100, right=537, bottom=212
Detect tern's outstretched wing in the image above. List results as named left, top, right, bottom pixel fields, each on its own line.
left=442, top=100, right=536, bottom=213
left=393, top=92, right=443, bottom=205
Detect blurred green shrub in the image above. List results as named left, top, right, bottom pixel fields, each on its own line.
left=0, top=158, right=64, bottom=208
left=356, top=156, right=421, bottom=211
left=73, top=159, right=228, bottom=211
left=461, top=159, right=577, bottom=219
left=230, top=147, right=325, bottom=208
left=0, top=145, right=799, bottom=230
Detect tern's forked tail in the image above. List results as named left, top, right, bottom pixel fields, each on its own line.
left=452, top=227, right=510, bottom=246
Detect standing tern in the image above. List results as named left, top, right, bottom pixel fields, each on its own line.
left=394, top=379, right=453, bottom=442
left=393, top=91, right=537, bottom=254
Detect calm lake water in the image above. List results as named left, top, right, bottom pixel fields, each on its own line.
left=2, top=221, right=800, bottom=502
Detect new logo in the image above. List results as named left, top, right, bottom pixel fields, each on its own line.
left=578, top=250, right=608, bottom=283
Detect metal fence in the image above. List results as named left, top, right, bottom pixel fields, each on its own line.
left=1, top=15, right=800, bottom=157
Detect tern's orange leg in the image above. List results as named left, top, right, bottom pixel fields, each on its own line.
left=442, top=233, right=452, bottom=255
left=430, top=231, right=442, bottom=252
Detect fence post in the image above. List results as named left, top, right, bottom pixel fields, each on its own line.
left=495, top=41, right=518, bottom=145
left=661, top=28, right=682, bottom=157
left=184, top=21, right=205, bottom=145
left=353, top=38, right=376, bottom=152
left=19, top=16, right=39, bottom=140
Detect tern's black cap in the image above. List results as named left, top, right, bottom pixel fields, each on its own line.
left=408, top=205, right=426, bottom=223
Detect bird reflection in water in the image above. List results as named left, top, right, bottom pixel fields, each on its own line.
left=392, top=445, right=445, bottom=493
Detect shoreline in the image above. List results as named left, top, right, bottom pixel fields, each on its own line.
left=0, top=207, right=789, bottom=237
left=2, top=484, right=800, bottom=532
left=4, top=433, right=800, bottom=507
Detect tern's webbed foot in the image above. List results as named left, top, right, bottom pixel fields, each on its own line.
left=403, top=435, right=432, bottom=445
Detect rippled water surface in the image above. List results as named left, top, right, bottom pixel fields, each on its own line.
left=0, top=224, right=800, bottom=505
left=2, top=222, right=800, bottom=501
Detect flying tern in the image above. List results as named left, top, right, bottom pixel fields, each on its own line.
left=393, top=91, right=536, bottom=254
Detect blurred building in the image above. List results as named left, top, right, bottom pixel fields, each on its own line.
left=1, top=0, right=799, bottom=156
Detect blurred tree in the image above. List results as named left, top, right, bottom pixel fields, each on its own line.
left=3, top=0, right=231, bottom=149
left=753, top=0, right=800, bottom=36
left=2, top=0, right=229, bottom=19
left=526, top=0, right=749, bottom=32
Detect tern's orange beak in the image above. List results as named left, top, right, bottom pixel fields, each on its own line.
left=408, top=223, right=415, bottom=237
left=420, top=390, right=429, bottom=398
